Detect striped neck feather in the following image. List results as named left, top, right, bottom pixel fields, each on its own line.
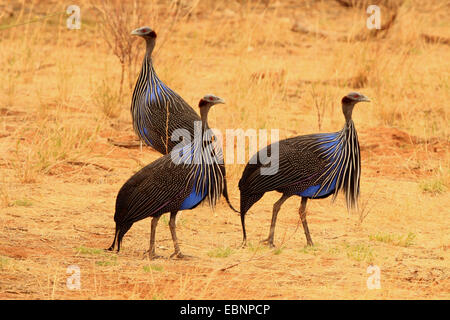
left=175, top=129, right=224, bottom=209
left=313, top=120, right=360, bottom=210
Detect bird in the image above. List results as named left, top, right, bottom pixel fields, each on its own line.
left=238, top=92, right=370, bottom=247
left=130, top=26, right=238, bottom=213
left=130, top=26, right=203, bottom=155
left=108, top=94, right=227, bottom=259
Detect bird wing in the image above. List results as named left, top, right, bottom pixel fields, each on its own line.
left=125, top=156, right=194, bottom=221
left=239, top=133, right=338, bottom=195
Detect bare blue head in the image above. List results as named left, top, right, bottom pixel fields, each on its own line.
left=131, top=26, right=157, bottom=55
left=341, top=92, right=370, bottom=122
left=198, top=94, right=225, bottom=125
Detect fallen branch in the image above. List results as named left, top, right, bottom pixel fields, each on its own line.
left=291, top=22, right=344, bottom=40
left=67, top=161, right=113, bottom=172
left=107, top=138, right=141, bottom=148
left=421, top=33, right=450, bottom=46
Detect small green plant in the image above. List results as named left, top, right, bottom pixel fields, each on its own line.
left=369, top=232, right=416, bottom=247
left=13, top=198, right=33, bottom=207
left=96, top=256, right=118, bottom=267
left=0, top=256, right=9, bottom=269
left=143, top=265, right=163, bottom=272
left=75, top=246, right=104, bottom=255
left=246, top=242, right=267, bottom=253
left=344, top=242, right=374, bottom=263
left=328, top=246, right=341, bottom=256
left=207, top=246, right=233, bottom=258
left=400, top=233, right=417, bottom=247
left=160, top=215, right=169, bottom=226
left=299, top=244, right=320, bottom=255
left=273, top=247, right=284, bottom=255
left=419, top=178, right=447, bottom=195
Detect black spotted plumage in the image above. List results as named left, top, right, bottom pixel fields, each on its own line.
left=108, top=95, right=227, bottom=259
left=238, top=92, right=370, bottom=247
left=129, top=27, right=237, bottom=213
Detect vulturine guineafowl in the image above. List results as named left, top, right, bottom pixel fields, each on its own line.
left=108, top=94, right=227, bottom=259
left=238, top=92, right=370, bottom=247
left=130, top=26, right=237, bottom=213
left=130, top=26, right=202, bottom=154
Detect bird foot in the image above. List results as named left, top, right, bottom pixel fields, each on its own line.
left=169, top=252, right=192, bottom=260
left=260, top=238, right=275, bottom=248
left=143, top=251, right=162, bottom=260
left=105, top=246, right=119, bottom=253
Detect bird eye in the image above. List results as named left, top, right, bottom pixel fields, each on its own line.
left=209, top=97, right=214, bottom=101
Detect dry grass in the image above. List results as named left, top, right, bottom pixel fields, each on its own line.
left=0, top=0, right=449, bottom=299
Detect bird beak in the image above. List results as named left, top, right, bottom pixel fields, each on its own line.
left=360, top=95, right=371, bottom=102
left=131, top=28, right=141, bottom=36
left=217, top=98, right=225, bottom=104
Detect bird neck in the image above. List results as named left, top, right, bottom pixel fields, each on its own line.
left=144, top=38, right=156, bottom=58
left=142, top=50, right=158, bottom=83
left=342, top=100, right=356, bottom=123
left=200, top=106, right=211, bottom=130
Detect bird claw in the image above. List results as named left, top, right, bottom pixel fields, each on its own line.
left=143, top=250, right=162, bottom=260
left=170, top=252, right=191, bottom=260
left=260, top=238, right=275, bottom=248
left=105, top=246, right=119, bottom=253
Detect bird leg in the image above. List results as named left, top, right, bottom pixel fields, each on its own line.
left=168, top=211, right=188, bottom=259
left=261, top=194, right=290, bottom=247
left=145, top=216, right=162, bottom=259
left=299, top=197, right=313, bottom=246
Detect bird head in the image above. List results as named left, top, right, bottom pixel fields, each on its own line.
left=131, top=26, right=157, bottom=39
left=341, top=92, right=370, bottom=122
left=198, top=94, right=225, bottom=109
left=342, top=92, right=371, bottom=104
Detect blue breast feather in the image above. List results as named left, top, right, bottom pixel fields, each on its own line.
left=298, top=133, right=342, bottom=198
left=137, top=76, right=174, bottom=147
left=179, top=187, right=207, bottom=210
left=179, top=168, right=207, bottom=210
left=145, top=78, right=173, bottom=104
left=139, top=126, right=153, bottom=147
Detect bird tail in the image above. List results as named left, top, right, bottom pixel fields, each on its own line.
left=222, top=178, right=240, bottom=214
